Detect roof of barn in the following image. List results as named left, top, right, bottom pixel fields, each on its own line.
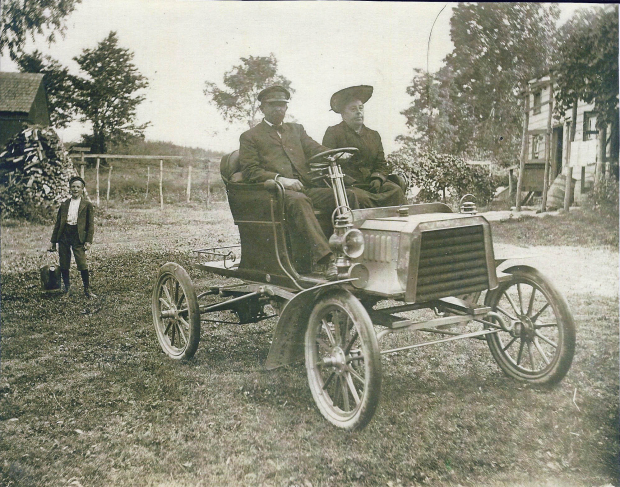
left=0, top=72, right=45, bottom=113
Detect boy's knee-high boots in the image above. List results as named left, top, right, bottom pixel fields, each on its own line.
left=81, top=270, right=96, bottom=299
left=61, top=269, right=70, bottom=293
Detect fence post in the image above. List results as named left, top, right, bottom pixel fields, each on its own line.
left=146, top=166, right=150, bottom=199
left=595, top=126, right=606, bottom=185
left=516, top=88, right=530, bottom=211
left=160, top=159, right=164, bottom=210
left=206, top=159, right=211, bottom=208
left=563, top=166, right=573, bottom=212
left=564, top=103, right=578, bottom=211
left=187, top=165, right=192, bottom=203
left=80, top=152, right=85, bottom=180
left=106, top=165, right=113, bottom=202
left=581, top=167, right=586, bottom=195
left=96, top=157, right=100, bottom=206
left=541, top=81, right=553, bottom=213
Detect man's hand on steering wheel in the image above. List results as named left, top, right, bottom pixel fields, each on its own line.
left=307, top=147, right=358, bottom=165
left=326, top=152, right=353, bottom=162
left=278, top=176, right=304, bottom=191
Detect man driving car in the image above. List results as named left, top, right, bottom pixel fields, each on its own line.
left=239, top=85, right=358, bottom=279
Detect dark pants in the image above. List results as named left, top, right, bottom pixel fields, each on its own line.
left=349, top=181, right=407, bottom=209
left=58, top=225, right=88, bottom=271
left=285, top=187, right=359, bottom=269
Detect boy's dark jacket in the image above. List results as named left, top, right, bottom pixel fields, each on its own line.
left=51, top=198, right=95, bottom=244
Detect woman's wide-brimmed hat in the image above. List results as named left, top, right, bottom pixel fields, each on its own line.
left=330, top=85, right=373, bottom=113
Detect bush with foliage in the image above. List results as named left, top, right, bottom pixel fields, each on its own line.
left=389, top=148, right=498, bottom=207
left=583, top=177, right=619, bottom=218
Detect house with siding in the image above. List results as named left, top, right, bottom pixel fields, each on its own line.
left=0, top=72, right=50, bottom=149
left=519, top=75, right=617, bottom=205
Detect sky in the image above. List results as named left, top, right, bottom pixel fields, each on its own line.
left=0, top=1, right=587, bottom=154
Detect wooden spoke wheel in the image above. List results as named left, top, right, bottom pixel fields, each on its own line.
left=152, top=263, right=201, bottom=360
left=305, top=290, right=381, bottom=430
left=485, top=267, right=576, bottom=385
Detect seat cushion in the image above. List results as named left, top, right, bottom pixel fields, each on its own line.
left=230, top=171, right=244, bottom=183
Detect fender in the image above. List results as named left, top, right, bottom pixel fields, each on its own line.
left=486, top=264, right=574, bottom=321
left=265, top=279, right=355, bottom=370
left=495, top=256, right=541, bottom=282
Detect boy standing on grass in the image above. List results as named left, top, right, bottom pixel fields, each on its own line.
left=48, top=176, right=97, bottom=299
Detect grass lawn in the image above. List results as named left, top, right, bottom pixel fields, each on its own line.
left=1, top=203, right=618, bottom=486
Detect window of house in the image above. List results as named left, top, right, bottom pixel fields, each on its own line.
left=533, top=91, right=542, bottom=115
left=583, top=111, right=598, bottom=141
left=531, top=134, right=544, bottom=159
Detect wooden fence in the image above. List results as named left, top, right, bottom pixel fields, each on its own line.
left=70, top=152, right=214, bottom=209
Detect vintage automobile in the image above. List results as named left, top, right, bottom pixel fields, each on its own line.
left=151, top=148, right=576, bottom=430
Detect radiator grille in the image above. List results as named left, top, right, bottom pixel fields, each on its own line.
left=415, top=225, right=489, bottom=302
left=363, top=233, right=394, bottom=262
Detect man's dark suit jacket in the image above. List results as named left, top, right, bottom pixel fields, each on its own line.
left=239, top=120, right=327, bottom=185
left=51, top=197, right=95, bottom=244
left=322, top=121, right=390, bottom=185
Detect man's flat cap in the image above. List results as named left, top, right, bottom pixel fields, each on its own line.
left=330, top=85, right=373, bottom=113
left=258, top=86, right=291, bottom=103
left=69, top=176, right=86, bottom=187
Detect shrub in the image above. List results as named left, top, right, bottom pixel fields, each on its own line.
left=389, top=149, right=497, bottom=206
left=583, top=177, right=619, bottom=217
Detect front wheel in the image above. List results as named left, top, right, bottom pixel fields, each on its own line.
left=152, top=263, right=201, bottom=360
left=305, top=290, right=381, bottom=430
left=485, top=266, right=576, bottom=385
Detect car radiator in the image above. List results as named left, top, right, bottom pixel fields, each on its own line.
left=414, top=225, right=490, bottom=302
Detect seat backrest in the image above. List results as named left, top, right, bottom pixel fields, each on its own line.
left=219, top=152, right=293, bottom=277
left=220, top=150, right=315, bottom=276
left=220, top=150, right=244, bottom=184
left=221, top=149, right=276, bottom=219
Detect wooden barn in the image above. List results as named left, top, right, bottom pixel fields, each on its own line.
left=0, top=72, right=50, bottom=149
left=518, top=75, right=618, bottom=208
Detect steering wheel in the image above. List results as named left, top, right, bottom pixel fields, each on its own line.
left=307, top=147, right=358, bottom=164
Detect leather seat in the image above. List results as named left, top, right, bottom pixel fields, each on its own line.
left=220, top=150, right=244, bottom=184
left=219, top=150, right=325, bottom=274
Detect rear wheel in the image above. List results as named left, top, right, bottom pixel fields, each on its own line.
left=485, top=266, right=575, bottom=385
left=305, top=290, right=381, bottom=430
left=152, top=263, right=201, bottom=360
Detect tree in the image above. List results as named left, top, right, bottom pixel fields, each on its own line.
left=16, top=50, right=75, bottom=128
left=399, top=66, right=462, bottom=156
left=0, top=0, right=81, bottom=61
left=401, top=3, right=560, bottom=166
left=71, top=32, right=149, bottom=154
left=204, top=54, right=293, bottom=128
left=554, top=5, right=618, bottom=147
